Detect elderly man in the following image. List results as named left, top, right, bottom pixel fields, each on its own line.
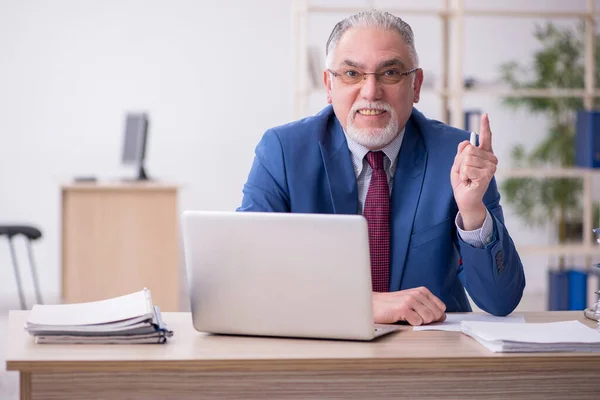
left=238, top=10, right=525, bottom=325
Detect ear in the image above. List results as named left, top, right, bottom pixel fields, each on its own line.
left=323, top=69, right=332, bottom=104
left=412, top=68, right=424, bottom=103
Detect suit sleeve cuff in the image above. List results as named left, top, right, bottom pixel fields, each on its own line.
left=455, top=209, right=494, bottom=249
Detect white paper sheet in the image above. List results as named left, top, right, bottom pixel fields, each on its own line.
left=463, top=320, right=600, bottom=343
left=461, top=320, right=600, bottom=352
left=27, top=289, right=153, bottom=327
left=413, top=313, right=526, bottom=331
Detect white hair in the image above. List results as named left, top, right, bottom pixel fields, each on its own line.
left=325, top=9, right=419, bottom=69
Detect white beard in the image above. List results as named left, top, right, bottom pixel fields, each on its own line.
left=345, top=101, right=399, bottom=149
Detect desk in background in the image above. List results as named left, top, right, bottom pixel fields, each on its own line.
left=6, top=311, right=600, bottom=400
left=61, top=182, right=180, bottom=311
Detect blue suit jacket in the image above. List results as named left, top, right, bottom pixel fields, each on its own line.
left=239, top=105, right=525, bottom=316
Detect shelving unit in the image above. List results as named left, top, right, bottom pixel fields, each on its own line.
left=495, top=167, right=600, bottom=259
left=292, top=0, right=600, bottom=260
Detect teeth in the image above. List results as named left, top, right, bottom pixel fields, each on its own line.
left=358, top=109, right=384, bottom=116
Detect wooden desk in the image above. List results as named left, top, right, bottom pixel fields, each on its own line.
left=61, top=182, right=180, bottom=311
left=6, top=311, right=600, bottom=400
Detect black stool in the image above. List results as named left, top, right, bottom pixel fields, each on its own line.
left=0, top=225, right=43, bottom=309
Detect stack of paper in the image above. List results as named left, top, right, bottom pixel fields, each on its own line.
left=461, top=320, right=600, bottom=353
left=25, top=289, right=173, bottom=344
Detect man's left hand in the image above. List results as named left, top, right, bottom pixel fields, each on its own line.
left=450, top=113, right=498, bottom=230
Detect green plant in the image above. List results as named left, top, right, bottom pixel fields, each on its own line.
left=499, top=22, right=600, bottom=269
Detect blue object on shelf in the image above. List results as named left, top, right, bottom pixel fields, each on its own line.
left=568, top=269, right=588, bottom=310
left=575, top=110, right=600, bottom=168
left=548, top=270, right=570, bottom=311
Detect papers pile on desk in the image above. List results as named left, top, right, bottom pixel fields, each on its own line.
left=24, top=289, right=173, bottom=344
left=461, top=320, right=600, bottom=353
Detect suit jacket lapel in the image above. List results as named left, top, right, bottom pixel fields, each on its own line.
left=319, top=118, right=358, bottom=215
left=389, top=118, right=428, bottom=291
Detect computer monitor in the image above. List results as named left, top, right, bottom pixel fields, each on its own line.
left=121, top=112, right=150, bottom=180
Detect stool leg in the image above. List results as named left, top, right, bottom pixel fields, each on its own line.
left=25, top=240, right=43, bottom=305
left=8, top=238, right=27, bottom=310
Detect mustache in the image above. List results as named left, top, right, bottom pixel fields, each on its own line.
left=350, top=101, right=393, bottom=115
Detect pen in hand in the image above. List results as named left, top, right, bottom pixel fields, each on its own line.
left=467, top=132, right=477, bottom=187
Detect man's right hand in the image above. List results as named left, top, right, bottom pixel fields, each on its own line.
left=372, top=287, right=447, bottom=325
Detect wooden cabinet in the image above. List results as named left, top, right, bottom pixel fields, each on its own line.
left=61, top=182, right=180, bottom=311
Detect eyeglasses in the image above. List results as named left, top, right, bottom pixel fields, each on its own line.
left=328, top=67, right=419, bottom=85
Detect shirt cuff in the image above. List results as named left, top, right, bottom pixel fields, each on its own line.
left=455, top=209, right=494, bottom=249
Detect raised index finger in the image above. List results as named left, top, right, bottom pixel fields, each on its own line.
left=478, top=113, right=493, bottom=152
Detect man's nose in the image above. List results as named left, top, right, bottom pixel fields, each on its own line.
left=359, top=74, right=383, bottom=101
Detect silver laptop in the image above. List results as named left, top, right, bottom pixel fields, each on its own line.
left=181, top=210, right=399, bottom=341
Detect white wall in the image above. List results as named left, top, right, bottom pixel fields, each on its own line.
left=0, top=0, right=293, bottom=307
left=0, top=0, right=595, bottom=309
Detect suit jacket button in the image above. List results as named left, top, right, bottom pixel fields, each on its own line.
left=495, top=251, right=504, bottom=273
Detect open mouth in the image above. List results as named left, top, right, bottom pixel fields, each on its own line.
left=357, top=109, right=386, bottom=116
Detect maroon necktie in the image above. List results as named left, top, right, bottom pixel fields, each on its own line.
left=364, top=151, right=390, bottom=292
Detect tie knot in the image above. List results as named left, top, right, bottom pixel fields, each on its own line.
left=366, top=151, right=385, bottom=171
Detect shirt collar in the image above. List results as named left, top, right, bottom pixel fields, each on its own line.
left=344, top=127, right=405, bottom=177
